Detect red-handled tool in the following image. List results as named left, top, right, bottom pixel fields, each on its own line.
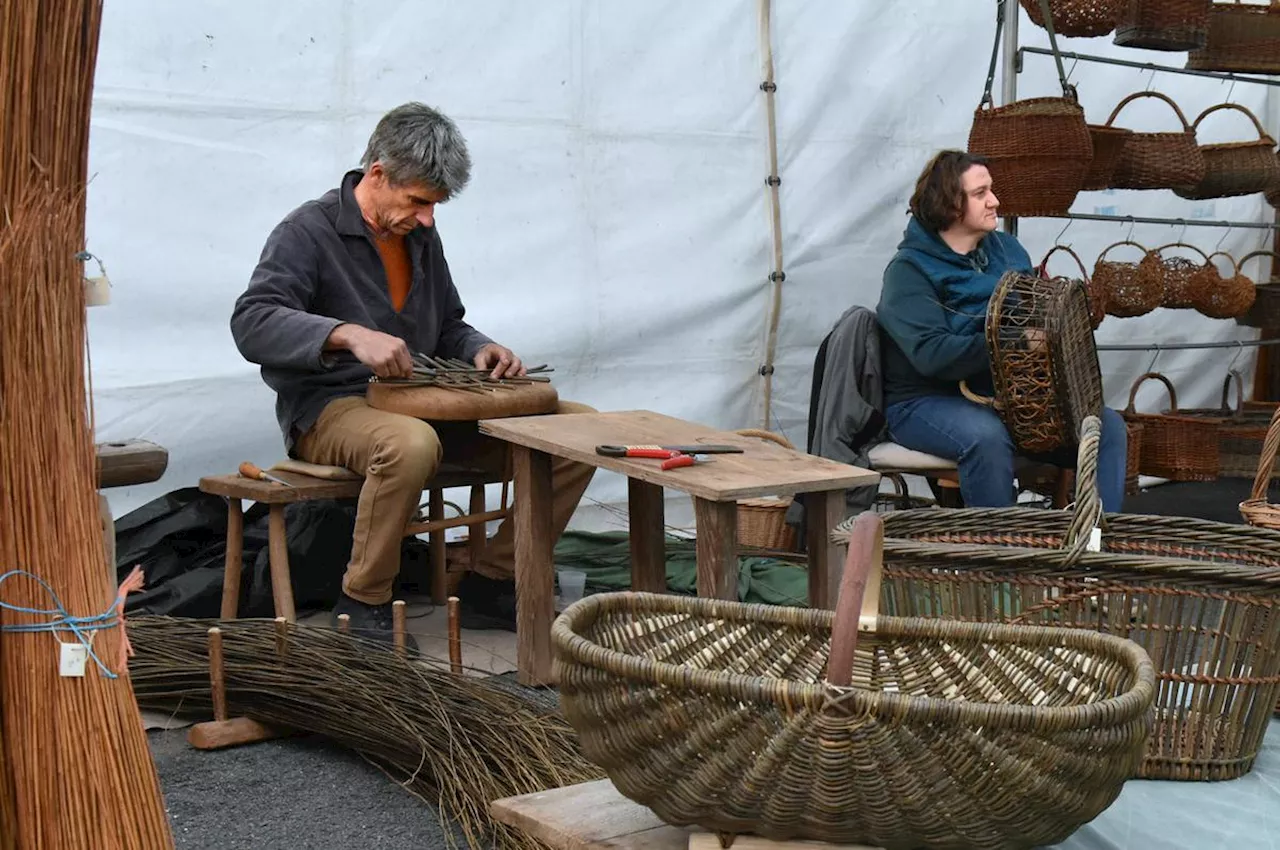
left=660, top=453, right=710, bottom=471
left=599, top=446, right=683, bottom=459
left=596, top=444, right=743, bottom=457
left=238, top=461, right=294, bottom=487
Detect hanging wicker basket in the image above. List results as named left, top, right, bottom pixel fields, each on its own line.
left=1188, top=0, right=1280, bottom=74
left=967, top=89, right=1094, bottom=217
left=1104, top=91, right=1205, bottom=191
left=1020, top=0, right=1125, bottom=37
left=1122, top=371, right=1222, bottom=481
left=1083, top=123, right=1134, bottom=191
left=1194, top=251, right=1256, bottom=319
left=1094, top=239, right=1164, bottom=317
left=835, top=415, right=1280, bottom=781
left=1142, top=241, right=1216, bottom=310
left=1234, top=249, right=1280, bottom=328
left=554, top=510, right=1156, bottom=850
left=1174, top=102, right=1280, bottom=200
left=1040, top=243, right=1107, bottom=328
left=1114, top=0, right=1212, bottom=50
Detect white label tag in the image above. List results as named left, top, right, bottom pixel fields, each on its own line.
left=1087, top=527, right=1102, bottom=553
left=85, top=274, right=111, bottom=307
left=59, top=643, right=88, bottom=677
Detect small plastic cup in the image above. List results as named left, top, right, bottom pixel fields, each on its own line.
left=557, top=569, right=587, bottom=607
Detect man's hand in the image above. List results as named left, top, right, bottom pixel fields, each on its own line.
left=326, top=323, right=413, bottom=379
left=474, top=342, right=525, bottom=379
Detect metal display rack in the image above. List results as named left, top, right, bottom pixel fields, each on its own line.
left=998, top=0, right=1280, bottom=356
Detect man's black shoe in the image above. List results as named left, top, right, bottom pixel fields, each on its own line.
left=330, top=593, right=420, bottom=654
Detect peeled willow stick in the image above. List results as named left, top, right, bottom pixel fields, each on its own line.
left=0, top=191, right=175, bottom=849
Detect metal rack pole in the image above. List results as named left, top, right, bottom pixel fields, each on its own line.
left=1037, top=211, right=1280, bottom=230
left=999, top=0, right=1020, bottom=238
left=1097, top=338, right=1280, bottom=352
left=1018, top=46, right=1280, bottom=88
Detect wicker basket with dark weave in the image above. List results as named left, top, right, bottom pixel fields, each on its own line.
left=833, top=415, right=1280, bottom=782
left=1021, top=0, right=1124, bottom=37
left=1234, top=249, right=1280, bottom=328
left=967, top=92, right=1093, bottom=217
left=1142, top=242, right=1216, bottom=310
left=1083, top=123, right=1134, bottom=191
left=1040, top=244, right=1107, bottom=328
left=1114, top=0, right=1211, bottom=50
left=1125, top=419, right=1144, bottom=494
left=1122, top=371, right=1222, bottom=480
left=1174, top=102, right=1280, bottom=200
left=1094, top=240, right=1164, bottom=317
left=1104, top=91, right=1205, bottom=191
left=1188, top=0, right=1280, bottom=74
left=554, top=509, right=1156, bottom=850
left=963, top=271, right=1103, bottom=457
left=732, top=429, right=797, bottom=552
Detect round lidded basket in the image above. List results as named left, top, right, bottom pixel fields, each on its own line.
left=1094, top=240, right=1164, bottom=317
left=732, top=429, right=797, bottom=551
left=552, top=511, right=1156, bottom=850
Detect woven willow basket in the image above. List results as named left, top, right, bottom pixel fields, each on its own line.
left=1122, top=371, right=1222, bottom=481
left=1188, top=0, right=1280, bottom=74
left=961, top=270, right=1103, bottom=457
left=731, top=429, right=796, bottom=551
left=1173, top=102, right=1280, bottom=200
left=833, top=416, right=1280, bottom=781
left=554, top=511, right=1155, bottom=850
left=1104, top=91, right=1205, bottom=191
left=1093, top=240, right=1164, bottom=318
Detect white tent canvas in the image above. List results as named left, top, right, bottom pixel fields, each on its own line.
left=87, top=1, right=1277, bottom=526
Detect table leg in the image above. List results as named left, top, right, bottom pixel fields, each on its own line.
left=628, top=478, right=666, bottom=593
left=267, top=504, right=297, bottom=622
left=806, top=489, right=846, bottom=609
left=512, top=445, right=555, bottom=686
left=220, top=498, right=243, bottom=620
left=693, top=498, right=737, bottom=600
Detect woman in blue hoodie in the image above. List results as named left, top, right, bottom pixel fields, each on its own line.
left=876, top=150, right=1127, bottom=510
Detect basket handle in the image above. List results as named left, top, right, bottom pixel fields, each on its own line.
left=1238, top=250, right=1280, bottom=281
left=1104, top=91, right=1194, bottom=132
left=1038, top=244, right=1090, bottom=281
left=1221, top=369, right=1246, bottom=416
left=1124, top=371, right=1179, bottom=415
left=1192, top=102, right=1274, bottom=142
left=1095, top=240, right=1149, bottom=264
left=733, top=428, right=795, bottom=450
left=958, top=379, right=999, bottom=409
left=1207, top=251, right=1241, bottom=277
left=1063, top=415, right=1106, bottom=561
left=1249, top=406, right=1280, bottom=503
left=1151, top=242, right=1211, bottom=265
left=826, top=511, right=882, bottom=688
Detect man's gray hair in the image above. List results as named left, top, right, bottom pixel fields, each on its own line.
left=360, top=102, right=471, bottom=199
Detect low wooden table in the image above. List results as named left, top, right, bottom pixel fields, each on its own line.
left=490, top=779, right=881, bottom=850
left=478, top=409, right=880, bottom=685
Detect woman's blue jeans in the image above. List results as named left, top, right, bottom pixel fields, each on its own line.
left=884, top=395, right=1128, bottom=511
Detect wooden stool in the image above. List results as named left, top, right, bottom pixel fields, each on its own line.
left=199, top=463, right=510, bottom=622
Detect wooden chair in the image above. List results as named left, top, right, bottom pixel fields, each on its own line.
left=866, top=440, right=1073, bottom=508
left=199, top=457, right=511, bottom=622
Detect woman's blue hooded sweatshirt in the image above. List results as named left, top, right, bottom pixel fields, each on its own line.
left=876, top=216, right=1032, bottom=407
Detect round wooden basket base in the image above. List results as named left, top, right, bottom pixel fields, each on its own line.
left=365, top=381, right=559, bottom=421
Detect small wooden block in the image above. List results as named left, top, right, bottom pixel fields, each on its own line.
left=186, top=717, right=281, bottom=751
left=96, top=439, right=169, bottom=488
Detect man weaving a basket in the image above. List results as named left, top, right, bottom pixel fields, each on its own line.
left=876, top=150, right=1128, bottom=510
left=229, top=102, right=596, bottom=644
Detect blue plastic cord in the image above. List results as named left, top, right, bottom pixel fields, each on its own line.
left=0, top=569, right=125, bottom=679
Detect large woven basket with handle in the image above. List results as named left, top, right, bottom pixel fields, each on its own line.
left=833, top=415, right=1280, bottom=781
left=554, top=510, right=1155, bottom=850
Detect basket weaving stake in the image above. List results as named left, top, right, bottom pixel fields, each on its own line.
left=826, top=512, right=883, bottom=687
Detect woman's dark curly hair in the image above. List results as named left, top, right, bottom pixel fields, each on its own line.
left=908, top=150, right=991, bottom=233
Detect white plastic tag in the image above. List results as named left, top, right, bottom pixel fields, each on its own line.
left=1087, top=527, right=1102, bottom=553
left=59, top=642, right=88, bottom=677
left=85, top=274, right=111, bottom=307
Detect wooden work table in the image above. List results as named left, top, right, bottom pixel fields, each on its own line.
left=478, top=409, right=880, bottom=685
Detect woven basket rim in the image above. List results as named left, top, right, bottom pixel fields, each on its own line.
left=553, top=590, right=1156, bottom=730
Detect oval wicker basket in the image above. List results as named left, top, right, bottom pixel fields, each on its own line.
left=1114, top=0, right=1211, bottom=51
left=1122, top=371, right=1222, bottom=481
left=1188, top=0, right=1280, bottom=75
left=1103, top=91, right=1205, bottom=191
left=1234, top=249, right=1280, bottom=328
left=731, top=429, right=796, bottom=551
left=1093, top=240, right=1163, bottom=317
left=553, top=510, right=1155, bottom=850
left=1173, top=102, right=1280, bottom=200
left=1195, top=251, right=1256, bottom=319
left=836, top=415, right=1280, bottom=782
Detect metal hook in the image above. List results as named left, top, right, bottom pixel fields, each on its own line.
left=1216, top=225, right=1233, bottom=252
left=1175, top=218, right=1188, bottom=243
left=1145, top=67, right=1156, bottom=91
left=1125, top=216, right=1136, bottom=243
left=1228, top=340, right=1245, bottom=372
left=1067, top=56, right=1080, bottom=82
left=1054, top=217, right=1074, bottom=245
left=1226, top=78, right=1237, bottom=103
left=1146, top=347, right=1160, bottom=375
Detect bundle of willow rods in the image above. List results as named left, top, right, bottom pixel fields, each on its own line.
left=126, top=616, right=605, bottom=850
left=371, top=354, right=555, bottom=394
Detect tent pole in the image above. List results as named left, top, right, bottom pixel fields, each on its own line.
left=756, top=0, right=784, bottom=430
left=999, top=0, right=1020, bottom=238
